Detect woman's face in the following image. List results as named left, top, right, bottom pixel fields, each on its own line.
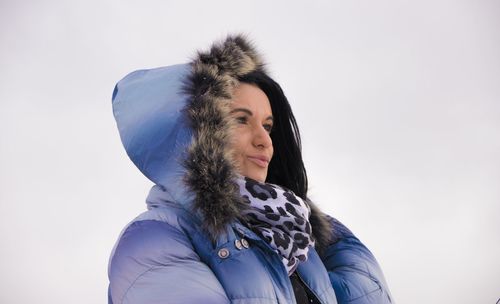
left=229, top=83, right=274, bottom=182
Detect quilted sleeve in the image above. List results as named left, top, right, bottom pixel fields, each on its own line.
left=323, top=217, right=393, bottom=304
left=108, top=220, right=229, bottom=304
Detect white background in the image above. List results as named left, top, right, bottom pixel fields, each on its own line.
left=1, top=0, right=499, bottom=303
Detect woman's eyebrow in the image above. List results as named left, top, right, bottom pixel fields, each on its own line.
left=230, top=108, right=253, bottom=115
left=230, top=108, right=273, bottom=122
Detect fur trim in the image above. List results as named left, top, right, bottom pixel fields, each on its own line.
left=182, top=34, right=333, bottom=247
left=182, top=34, right=262, bottom=237
left=307, top=199, right=334, bottom=254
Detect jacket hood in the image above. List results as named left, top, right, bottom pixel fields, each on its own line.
left=112, top=35, right=332, bottom=247
left=112, top=64, right=194, bottom=203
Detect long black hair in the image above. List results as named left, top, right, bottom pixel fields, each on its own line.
left=238, top=71, right=309, bottom=199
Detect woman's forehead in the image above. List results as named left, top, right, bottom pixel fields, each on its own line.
left=232, top=83, right=272, bottom=115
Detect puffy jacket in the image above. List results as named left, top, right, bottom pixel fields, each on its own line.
left=108, top=35, right=393, bottom=304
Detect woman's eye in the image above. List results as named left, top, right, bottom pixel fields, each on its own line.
left=263, top=124, right=273, bottom=133
left=236, top=116, right=247, bottom=124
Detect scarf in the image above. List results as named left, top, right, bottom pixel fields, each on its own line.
left=236, top=176, right=315, bottom=275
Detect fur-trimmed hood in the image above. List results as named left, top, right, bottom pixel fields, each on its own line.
left=112, top=35, right=332, bottom=249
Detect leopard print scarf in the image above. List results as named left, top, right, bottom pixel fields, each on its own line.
left=236, top=176, right=314, bottom=275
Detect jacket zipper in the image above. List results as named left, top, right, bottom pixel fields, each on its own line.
left=296, top=272, right=323, bottom=304
left=236, top=224, right=319, bottom=303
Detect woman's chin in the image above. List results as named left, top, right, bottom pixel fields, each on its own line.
left=242, top=171, right=267, bottom=183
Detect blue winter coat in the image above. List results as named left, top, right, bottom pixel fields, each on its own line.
left=108, top=35, right=393, bottom=304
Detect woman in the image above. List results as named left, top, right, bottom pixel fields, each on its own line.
left=108, top=35, right=393, bottom=304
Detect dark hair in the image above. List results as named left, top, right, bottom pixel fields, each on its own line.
left=238, top=71, right=309, bottom=199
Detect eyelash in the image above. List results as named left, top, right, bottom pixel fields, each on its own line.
left=236, top=116, right=273, bottom=133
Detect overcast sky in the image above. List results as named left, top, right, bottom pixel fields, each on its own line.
left=1, top=0, right=499, bottom=303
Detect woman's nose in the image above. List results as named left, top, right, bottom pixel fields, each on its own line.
left=253, top=126, right=272, bottom=149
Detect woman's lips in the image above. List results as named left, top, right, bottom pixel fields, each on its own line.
left=247, top=156, right=269, bottom=168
